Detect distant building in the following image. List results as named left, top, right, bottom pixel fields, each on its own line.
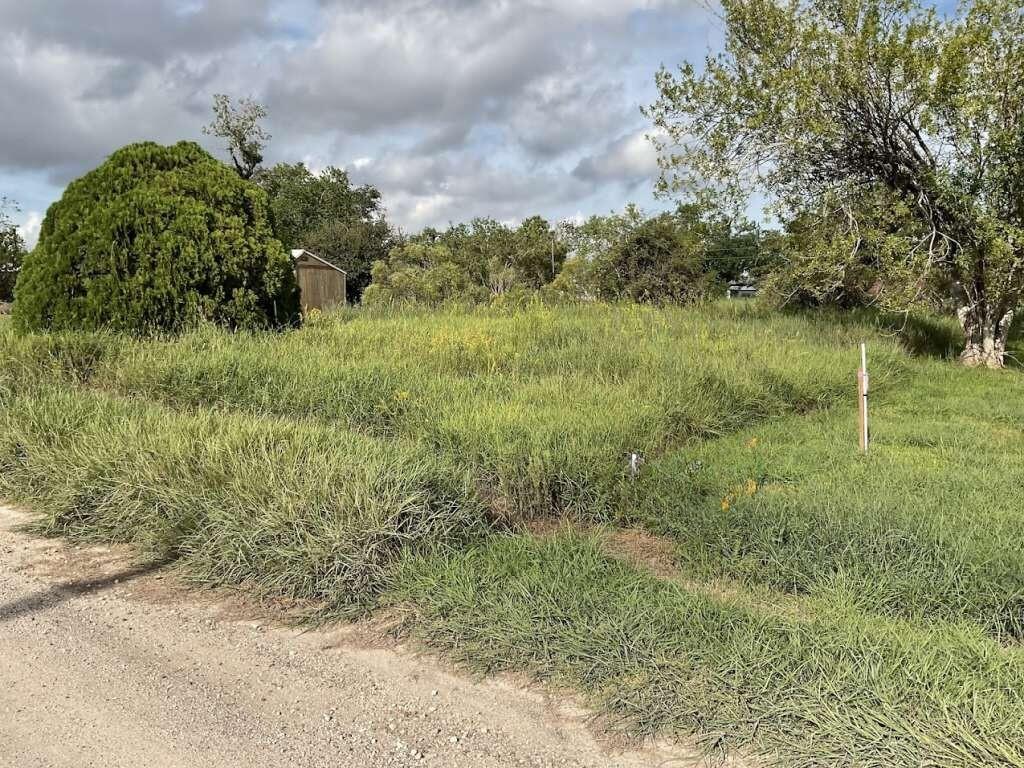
left=291, top=249, right=347, bottom=312
left=727, top=269, right=758, bottom=299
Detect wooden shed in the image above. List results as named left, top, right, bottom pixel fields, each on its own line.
left=291, top=249, right=347, bottom=312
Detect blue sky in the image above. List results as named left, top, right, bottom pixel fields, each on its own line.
left=0, top=0, right=728, bottom=246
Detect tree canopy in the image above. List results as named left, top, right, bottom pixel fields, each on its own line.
left=13, top=142, right=299, bottom=333
left=203, top=94, right=270, bottom=180
left=0, top=198, right=24, bottom=303
left=647, top=0, right=1024, bottom=366
left=549, top=203, right=775, bottom=303
left=363, top=217, right=568, bottom=307
left=257, top=163, right=392, bottom=300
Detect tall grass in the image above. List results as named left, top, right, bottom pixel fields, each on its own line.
left=0, top=385, right=485, bottom=612
left=3, top=303, right=906, bottom=519
left=391, top=530, right=1024, bottom=768
left=629, top=360, right=1024, bottom=640
left=3, top=304, right=1021, bottom=766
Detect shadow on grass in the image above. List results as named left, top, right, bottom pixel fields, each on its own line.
left=890, top=313, right=962, bottom=359
left=0, top=559, right=170, bottom=623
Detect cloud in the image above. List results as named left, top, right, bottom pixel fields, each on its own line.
left=266, top=1, right=566, bottom=135
left=0, top=0, right=275, bottom=65
left=17, top=211, right=42, bottom=249
left=573, top=129, right=661, bottom=186
left=353, top=147, right=590, bottom=230
left=0, top=0, right=718, bottom=233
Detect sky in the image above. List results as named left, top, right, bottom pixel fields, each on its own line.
left=0, top=0, right=726, bottom=247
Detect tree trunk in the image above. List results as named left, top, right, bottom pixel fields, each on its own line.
left=958, top=306, right=1013, bottom=368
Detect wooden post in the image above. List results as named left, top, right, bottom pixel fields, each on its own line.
left=858, top=343, right=869, bottom=452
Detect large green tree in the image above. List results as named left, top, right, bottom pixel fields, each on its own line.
left=591, top=213, right=715, bottom=304
left=257, top=163, right=392, bottom=300
left=647, top=0, right=1024, bottom=367
left=549, top=203, right=772, bottom=303
left=0, top=197, right=24, bottom=302
left=402, top=217, right=568, bottom=300
left=14, top=142, right=299, bottom=333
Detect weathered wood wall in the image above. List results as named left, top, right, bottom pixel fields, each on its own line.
left=296, top=263, right=346, bottom=312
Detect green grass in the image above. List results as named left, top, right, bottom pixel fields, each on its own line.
left=391, top=531, right=1024, bottom=767
left=0, top=385, right=485, bottom=612
left=3, top=303, right=907, bottom=521
left=628, top=361, right=1024, bottom=641
left=2, top=303, right=1023, bottom=766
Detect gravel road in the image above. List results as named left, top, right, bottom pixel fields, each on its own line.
left=0, top=504, right=709, bottom=768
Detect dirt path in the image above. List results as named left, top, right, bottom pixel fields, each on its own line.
left=0, top=504, right=707, bottom=768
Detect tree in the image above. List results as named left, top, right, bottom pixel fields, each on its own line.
left=256, top=163, right=392, bottom=300
left=409, top=217, right=568, bottom=297
left=547, top=206, right=647, bottom=301
left=592, top=213, right=714, bottom=304
left=647, top=0, right=1024, bottom=367
left=510, top=216, right=568, bottom=289
left=763, top=186, right=922, bottom=309
left=550, top=203, right=767, bottom=303
left=13, top=142, right=299, bottom=333
left=361, top=242, right=488, bottom=308
left=0, top=197, right=25, bottom=302
left=203, top=94, right=270, bottom=180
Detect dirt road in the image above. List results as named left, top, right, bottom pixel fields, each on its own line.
left=0, top=504, right=703, bottom=768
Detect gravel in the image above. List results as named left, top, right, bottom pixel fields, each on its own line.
left=0, top=504, right=702, bottom=768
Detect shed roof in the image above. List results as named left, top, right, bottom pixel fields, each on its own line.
left=291, top=249, right=347, bottom=275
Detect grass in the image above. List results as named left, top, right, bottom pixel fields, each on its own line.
left=391, top=531, right=1024, bottom=767
left=628, top=361, right=1024, bottom=640
left=0, top=385, right=485, bottom=612
left=2, top=301, right=1023, bottom=766
left=2, top=302, right=906, bottom=520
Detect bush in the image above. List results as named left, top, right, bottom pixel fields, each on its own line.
left=591, top=214, right=714, bottom=304
left=13, top=141, right=299, bottom=334
left=362, top=243, right=490, bottom=308
left=0, top=203, right=24, bottom=302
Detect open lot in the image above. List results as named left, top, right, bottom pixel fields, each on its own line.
left=2, top=303, right=1023, bottom=766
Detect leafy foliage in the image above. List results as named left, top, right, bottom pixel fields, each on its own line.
left=257, top=163, right=392, bottom=300
left=362, top=242, right=490, bottom=308
left=0, top=198, right=24, bottom=302
left=647, top=0, right=1024, bottom=366
left=12, top=141, right=299, bottom=334
left=364, top=217, right=567, bottom=307
left=592, top=213, right=714, bottom=304
left=764, top=187, right=928, bottom=309
left=548, top=203, right=779, bottom=303
left=203, top=94, right=270, bottom=180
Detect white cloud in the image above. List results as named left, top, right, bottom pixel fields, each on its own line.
left=0, top=1, right=719, bottom=233
left=18, top=211, right=42, bottom=249
left=573, top=129, right=661, bottom=186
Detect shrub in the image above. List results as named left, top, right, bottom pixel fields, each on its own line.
left=0, top=199, right=24, bottom=302
left=362, top=243, right=490, bottom=307
left=13, top=141, right=299, bottom=334
left=591, top=214, right=715, bottom=304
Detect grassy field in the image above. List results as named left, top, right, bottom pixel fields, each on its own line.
left=2, top=302, right=1023, bottom=767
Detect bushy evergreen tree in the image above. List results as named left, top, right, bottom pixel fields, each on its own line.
left=14, top=142, right=299, bottom=333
